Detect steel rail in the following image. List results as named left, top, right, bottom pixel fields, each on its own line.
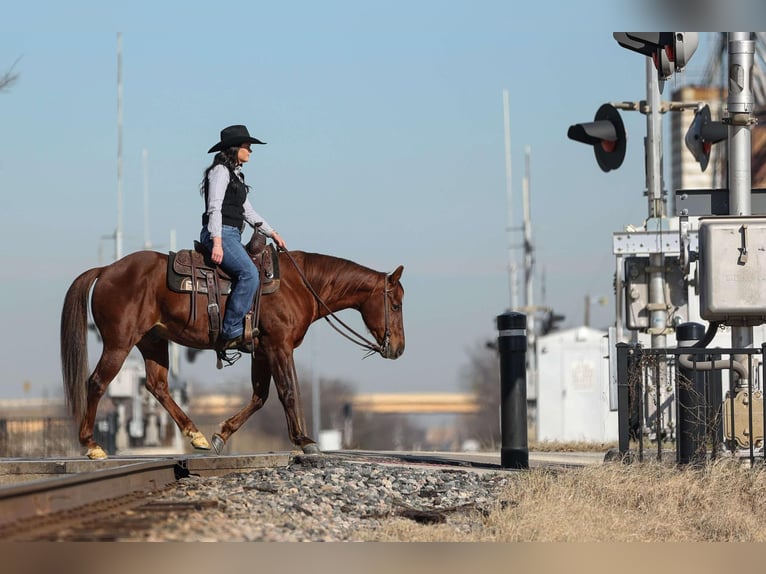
left=0, top=459, right=185, bottom=529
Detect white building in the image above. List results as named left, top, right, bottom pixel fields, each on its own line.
left=536, top=326, right=617, bottom=443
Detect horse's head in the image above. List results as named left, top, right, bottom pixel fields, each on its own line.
left=361, top=265, right=405, bottom=360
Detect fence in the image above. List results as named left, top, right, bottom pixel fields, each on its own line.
left=616, top=342, right=766, bottom=465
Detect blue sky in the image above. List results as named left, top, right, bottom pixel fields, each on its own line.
left=0, top=3, right=755, bottom=400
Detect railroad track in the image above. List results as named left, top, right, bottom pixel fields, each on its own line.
left=0, top=452, right=291, bottom=540
left=0, top=450, right=601, bottom=541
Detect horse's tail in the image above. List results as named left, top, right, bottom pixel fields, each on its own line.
left=60, top=266, right=103, bottom=423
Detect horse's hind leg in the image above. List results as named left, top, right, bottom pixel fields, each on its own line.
left=137, top=336, right=211, bottom=451
left=211, top=353, right=272, bottom=454
left=80, top=348, right=131, bottom=459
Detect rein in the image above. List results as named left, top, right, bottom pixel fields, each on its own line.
left=281, top=249, right=391, bottom=357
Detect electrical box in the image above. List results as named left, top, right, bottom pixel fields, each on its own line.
left=699, top=216, right=766, bottom=325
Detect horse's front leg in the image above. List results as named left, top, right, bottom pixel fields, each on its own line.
left=211, top=353, right=272, bottom=454
left=137, top=337, right=211, bottom=451
left=270, top=346, right=319, bottom=453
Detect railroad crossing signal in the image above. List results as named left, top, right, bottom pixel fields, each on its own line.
left=541, top=309, right=566, bottom=335
left=684, top=104, right=727, bottom=172
left=669, top=32, right=699, bottom=70
left=614, top=32, right=699, bottom=83
left=567, top=103, right=627, bottom=172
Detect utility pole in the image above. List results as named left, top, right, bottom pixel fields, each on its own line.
left=116, top=32, right=124, bottom=260
left=522, top=146, right=537, bottom=403
left=113, top=32, right=130, bottom=453
left=503, top=88, right=518, bottom=310
left=143, top=148, right=152, bottom=249
left=311, top=336, right=321, bottom=443
left=523, top=146, right=534, bottom=324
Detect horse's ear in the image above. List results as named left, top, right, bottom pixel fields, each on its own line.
left=389, top=265, right=404, bottom=283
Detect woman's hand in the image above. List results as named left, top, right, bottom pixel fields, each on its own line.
left=211, top=238, right=224, bottom=264
left=271, top=231, right=287, bottom=251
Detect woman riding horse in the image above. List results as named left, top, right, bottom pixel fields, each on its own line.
left=200, top=124, right=286, bottom=358
left=61, top=246, right=405, bottom=459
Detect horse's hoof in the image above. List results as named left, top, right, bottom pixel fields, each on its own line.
left=87, top=446, right=108, bottom=460
left=189, top=430, right=211, bottom=450
left=212, top=433, right=225, bottom=455
left=302, top=443, right=321, bottom=455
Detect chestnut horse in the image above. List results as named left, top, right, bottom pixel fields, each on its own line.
left=60, top=247, right=405, bottom=459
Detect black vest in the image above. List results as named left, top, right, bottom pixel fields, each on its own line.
left=202, top=168, right=248, bottom=230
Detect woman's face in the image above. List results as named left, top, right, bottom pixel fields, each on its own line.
left=237, top=144, right=252, bottom=164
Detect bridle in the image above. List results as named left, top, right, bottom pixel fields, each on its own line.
left=282, top=249, right=393, bottom=358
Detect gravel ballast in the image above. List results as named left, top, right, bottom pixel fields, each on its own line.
left=122, top=454, right=513, bottom=542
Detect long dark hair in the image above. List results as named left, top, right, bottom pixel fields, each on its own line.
left=200, top=147, right=240, bottom=196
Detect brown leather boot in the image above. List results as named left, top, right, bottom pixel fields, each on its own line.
left=216, top=335, right=254, bottom=354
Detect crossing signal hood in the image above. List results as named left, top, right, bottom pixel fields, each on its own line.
left=667, top=32, right=698, bottom=71
left=567, top=103, right=627, bottom=172
left=541, top=310, right=565, bottom=335
left=613, top=33, right=698, bottom=88
left=684, top=104, right=727, bottom=172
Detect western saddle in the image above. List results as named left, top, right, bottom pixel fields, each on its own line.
left=167, top=228, right=280, bottom=365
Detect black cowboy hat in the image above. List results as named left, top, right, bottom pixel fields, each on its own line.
left=208, top=125, right=266, bottom=153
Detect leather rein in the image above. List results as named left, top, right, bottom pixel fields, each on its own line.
left=281, top=249, right=391, bottom=358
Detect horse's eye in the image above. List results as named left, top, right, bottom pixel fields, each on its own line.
left=392, top=304, right=401, bottom=312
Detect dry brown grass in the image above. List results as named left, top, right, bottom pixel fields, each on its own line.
left=365, top=458, right=766, bottom=542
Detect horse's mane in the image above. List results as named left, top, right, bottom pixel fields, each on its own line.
left=298, top=251, right=381, bottom=297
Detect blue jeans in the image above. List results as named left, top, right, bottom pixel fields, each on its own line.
left=200, top=225, right=260, bottom=340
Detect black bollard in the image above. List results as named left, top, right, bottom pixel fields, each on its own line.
left=497, top=311, right=528, bottom=469
left=677, top=322, right=707, bottom=466
left=615, top=342, right=633, bottom=459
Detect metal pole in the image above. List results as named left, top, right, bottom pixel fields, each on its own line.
left=311, top=332, right=320, bottom=441
left=503, top=89, right=518, bottom=310
left=728, top=32, right=754, bottom=216
left=142, top=148, right=151, bottom=249
left=645, top=58, right=664, bottom=222
left=116, top=32, right=123, bottom=261
left=169, top=229, right=180, bottom=379
left=707, top=350, right=723, bottom=459
left=523, top=146, right=534, bottom=319
left=312, top=375, right=320, bottom=441
left=645, top=58, right=667, bottom=350
left=614, top=255, right=625, bottom=341
left=497, top=311, right=528, bottom=469
left=676, top=322, right=707, bottom=466
left=728, top=33, right=755, bottom=384
left=522, top=146, right=537, bottom=412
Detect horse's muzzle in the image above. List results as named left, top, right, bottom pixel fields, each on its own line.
left=381, top=342, right=404, bottom=360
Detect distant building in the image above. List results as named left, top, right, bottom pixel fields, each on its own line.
left=536, top=326, right=617, bottom=443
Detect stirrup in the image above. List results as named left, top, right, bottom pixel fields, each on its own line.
left=216, top=349, right=242, bottom=369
